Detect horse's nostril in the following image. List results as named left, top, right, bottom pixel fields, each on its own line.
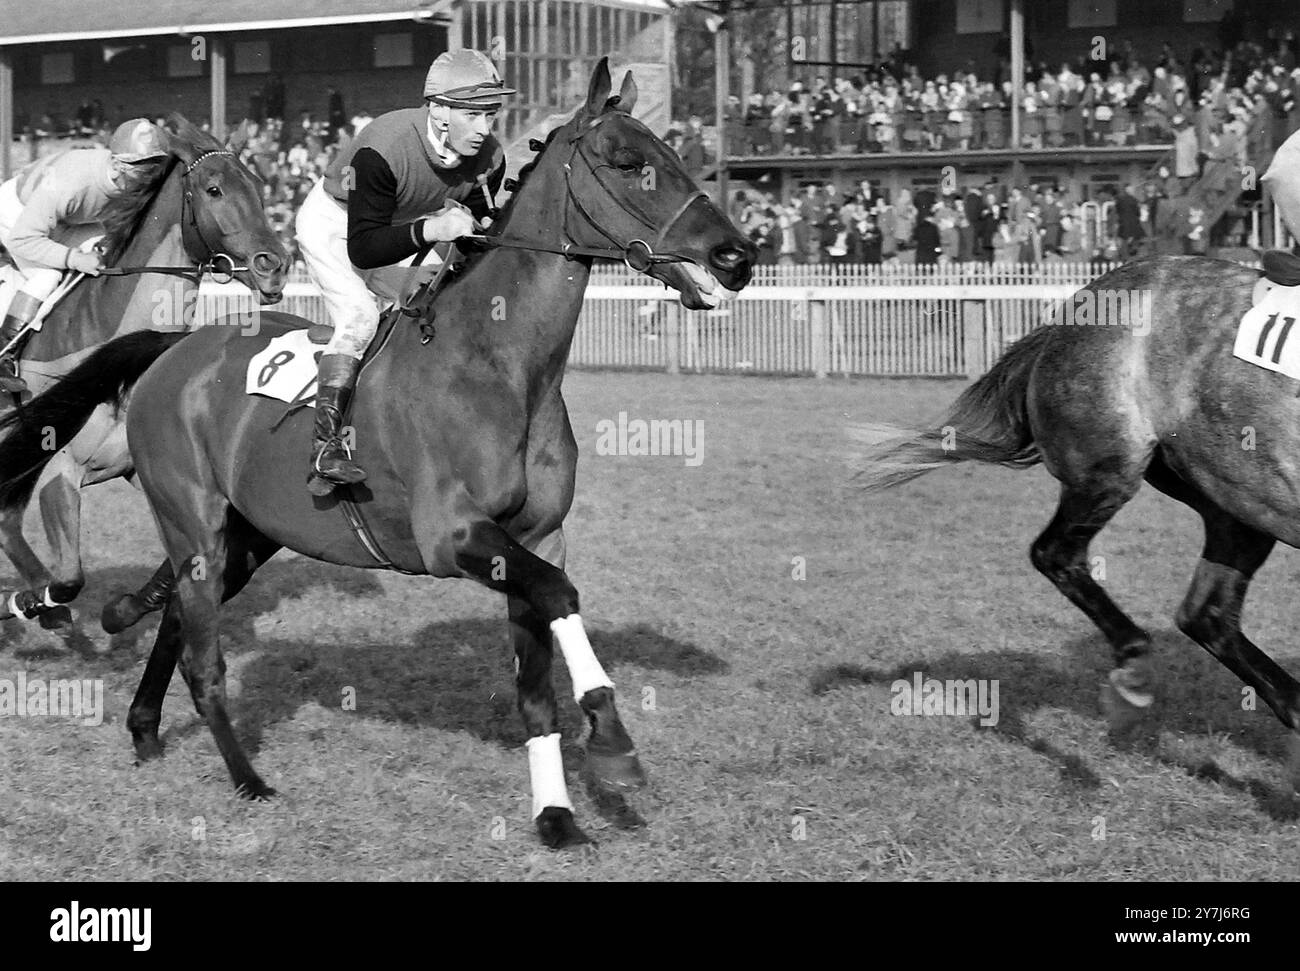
left=252, top=251, right=281, bottom=274
left=711, top=246, right=744, bottom=271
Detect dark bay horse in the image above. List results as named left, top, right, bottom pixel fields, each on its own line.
left=0, top=115, right=285, bottom=640
left=0, top=60, right=755, bottom=847
left=856, top=254, right=1300, bottom=781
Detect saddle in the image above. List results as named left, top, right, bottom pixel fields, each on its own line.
left=1261, top=250, right=1300, bottom=287
left=1251, top=250, right=1300, bottom=308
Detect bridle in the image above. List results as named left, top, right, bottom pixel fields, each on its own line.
left=99, top=149, right=250, bottom=283
left=473, top=111, right=709, bottom=273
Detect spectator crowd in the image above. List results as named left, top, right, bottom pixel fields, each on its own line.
left=729, top=176, right=1236, bottom=267
left=724, top=33, right=1300, bottom=157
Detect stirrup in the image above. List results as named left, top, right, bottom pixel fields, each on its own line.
left=0, top=358, right=28, bottom=394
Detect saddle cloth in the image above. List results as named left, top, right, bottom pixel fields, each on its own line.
left=1234, top=275, right=1300, bottom=380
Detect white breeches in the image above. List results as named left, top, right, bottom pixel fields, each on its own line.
left=297, top=179, right=443, bottom=359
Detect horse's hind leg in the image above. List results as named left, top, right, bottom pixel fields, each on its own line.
left=127, top=512, right=277, bottom=770
left=1030, top=472, right=1154, bottom=707
left=103, top=559, right=174, bottom=635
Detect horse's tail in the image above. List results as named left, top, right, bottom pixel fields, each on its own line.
left=852, top=325, right=1051, bottom=492
left=0, top=330, right=188, bottom=511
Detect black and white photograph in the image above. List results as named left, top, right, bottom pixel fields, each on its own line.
left=0, top=0, right=1296, bottom=914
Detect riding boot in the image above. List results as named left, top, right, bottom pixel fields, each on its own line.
left=0, top=293, right=40, bottom=394
left=307, top=353, right=367, bottom=494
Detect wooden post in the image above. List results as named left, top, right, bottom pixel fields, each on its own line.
left=448, top=0, right=465, bottom=51
left=963, top=300, right=985, bottom=380
left=1009, top=0, right=1023, bottom=179
left=810, top=296, right=827, bottom=378
left=665, top=299, right=680, bottom=374
left=0, top=49, right=12, bottom=182
left=209, top=36, right=228, bottom=140
left=714, top=2, right=730, bottom=206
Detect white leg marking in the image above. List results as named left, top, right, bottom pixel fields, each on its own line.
left=526, top=732, right=573, bottom=818
left=550, top=613, right=614, bottom=703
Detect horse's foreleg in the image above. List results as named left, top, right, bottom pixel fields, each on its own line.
left=441, top=518, right=643, bottom=847
left=504, top=527, right=592, bottom=848
left=37, top=451, right=86, bottom=605
left=0, top=500, right=56, bottom=624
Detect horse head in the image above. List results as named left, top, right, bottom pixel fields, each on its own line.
left=525, top=57, right=755, bottom=309
left=161, top=114, right=288, bottom=303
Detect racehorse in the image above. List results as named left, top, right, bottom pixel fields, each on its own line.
left=0, top=115, right=286, bottom=642
left=854, top=254, right=1300, bottom=780
left=0, top=59, right=755, bottom=847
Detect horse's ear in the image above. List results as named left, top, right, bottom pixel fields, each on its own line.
left=617, top=70, right=638, bottom=115
left=585, top=56, right=612, bottom=116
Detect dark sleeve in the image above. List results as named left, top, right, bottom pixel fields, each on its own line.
left=345, top=147, right=425, bottom=270
left=465, top=152, right=506, bottom=223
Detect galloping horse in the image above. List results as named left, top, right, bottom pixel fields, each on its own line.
left=0, top=60, right=755, bottom=846
left=856, top=254, right=1300, bottom=781
left=0, top=115, right=286, bottom=641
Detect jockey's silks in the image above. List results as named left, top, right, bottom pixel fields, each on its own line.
left=321, top=107, right=504, bottom=270
left=7, top=149, right=120, bottom=270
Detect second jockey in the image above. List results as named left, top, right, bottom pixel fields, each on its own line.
left=298, top=48, right=513, bottom=493
left=0, top=118, right=169, bottom=393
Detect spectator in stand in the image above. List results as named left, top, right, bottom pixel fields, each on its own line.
left=1115, top=184, right=1145, bottom=258
left=1057, top=213, right=1084, bottom=261
left=915, top=209, right=941, bottom=265
left=993, top=216, right=1021, bottom=263
left=768, top=92, right=789, bottom=154
left=679, top=116, right=706, bottom=179
left=1184, top=206, right=1209, bottom=254
left=743, top=93, right=768, bottom=154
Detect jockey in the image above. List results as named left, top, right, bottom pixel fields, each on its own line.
left=0, top=118, right=169, bottom=392
left=297, top=48, right=513, bottom=493
left=1263, top=127, right=1300, bottom=282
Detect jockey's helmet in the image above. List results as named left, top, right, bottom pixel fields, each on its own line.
left=108, top=119, right=169, bottom=163
left=423, top=50, right=517, bottom=110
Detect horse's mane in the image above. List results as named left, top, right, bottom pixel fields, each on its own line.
left=450, top=124, right=567, bottom=278
left=99, top=113, right=222, bottom=264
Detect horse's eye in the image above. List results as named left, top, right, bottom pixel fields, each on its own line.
left=206, top=185, right=222, bottom=198
left=611, top=148, right=643, bottom=171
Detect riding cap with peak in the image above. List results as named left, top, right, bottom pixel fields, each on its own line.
left=109, top=118, right=169, bottom=163
left=423, top=50, right=516, bottom=109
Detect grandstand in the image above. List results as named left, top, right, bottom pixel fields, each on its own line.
left=0, top=0, right=673, bottom=181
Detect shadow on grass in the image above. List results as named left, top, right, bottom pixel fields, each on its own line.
left=153, top=617, right=721, bottom=766
left=1, top=555, right=389, bottom=661
left=809, top=628, right=1300, bottom=822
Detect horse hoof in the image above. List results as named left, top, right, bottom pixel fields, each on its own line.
left=101, top=595, right=140, bottom=635
left=1100, top=670, right=1150, bottom=736
left=536, top=807, right=593, bottom=849
left=38, top=605, right=74, bottom=632
left=235, top=779, right=277, bottom=801
left=133, top=736, right=164, bottom=762
left=587, top=750, right=648, bottom=793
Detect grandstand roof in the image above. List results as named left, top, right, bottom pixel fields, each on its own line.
left=0, top=0, right=670, bottom=46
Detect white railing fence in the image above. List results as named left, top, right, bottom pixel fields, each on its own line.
left=199, top=261, right=1130, bottom=379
